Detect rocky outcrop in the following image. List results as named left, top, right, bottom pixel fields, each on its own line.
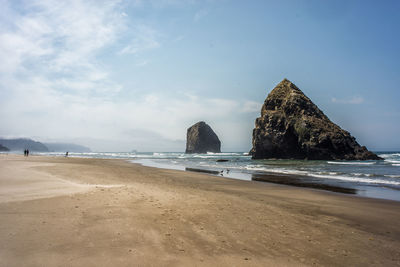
left=0, top=144, right=9, bottom=151
left=250, top=79, right=381, bottom=160
left=186, top=121, right=221, bottom=154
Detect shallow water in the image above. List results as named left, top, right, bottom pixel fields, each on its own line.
left=33, top=151, right=400, bottom=201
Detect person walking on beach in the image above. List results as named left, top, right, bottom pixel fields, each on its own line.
left=24, top=149, right=26, bottom=156
left=65, top=151, right=69, bottom=157
left=26, top=149, right=29, bottom=157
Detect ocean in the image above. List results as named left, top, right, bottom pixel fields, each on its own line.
left=33, top=151, right=400, bottom=201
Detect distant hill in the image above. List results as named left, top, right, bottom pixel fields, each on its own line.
left=44, top=143, right=91, bottom=153
left=0, top=144, right=10, bottom=151
left=0, top=138, right=48, bottom=152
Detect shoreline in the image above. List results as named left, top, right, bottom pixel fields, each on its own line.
left=133, top=157, right=400, bottom=202
left=1, top=154, right=400, bottom=266
left=2, top=151, right=400, bottom=202
left=3, top=151, right=400, bottom=202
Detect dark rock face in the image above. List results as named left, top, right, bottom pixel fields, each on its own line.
left=186, top=121, right=221, bottom=154
left=0, top=144, right=9, bottom=151
left=250, top=79, right=381, bottom=160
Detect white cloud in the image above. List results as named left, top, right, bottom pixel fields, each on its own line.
left=138, top=0, right=198, bottom=9
left=194, top=9, right=209, bottom=22
left=119, top=25, right=160, bottom=55
left=331, top=96, right=364, bottom=104
left=172, top=35, right=185, bottom=43
left=0, top=0, right=125, bottom=97
left=241, top=101, right=262, bottom=113
left=0, top=0, right=257, bottom=152
left=135, top=60, right=149, bottom=67
left=0, top=85, right=256, bottom=151
left=0, top=0, right=127, bottom=146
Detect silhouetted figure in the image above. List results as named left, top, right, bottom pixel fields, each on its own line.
left=26, top=149, right=29, bottom=157
left=65, top=151, right=69, bottom=157
left=24, top=149, right=27, bottom=156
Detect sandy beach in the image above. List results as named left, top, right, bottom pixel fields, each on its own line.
left=0, top=154, right=399, bottom=266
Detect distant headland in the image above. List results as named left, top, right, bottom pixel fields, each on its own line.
left=0, top=138, right=91, bottom=153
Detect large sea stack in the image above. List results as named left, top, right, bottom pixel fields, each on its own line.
left=250, top=79, right=381, bottom=160
left=186, top=121, right=221, bottom=154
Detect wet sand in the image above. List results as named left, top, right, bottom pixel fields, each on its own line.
left=252, top=173, right=357, bottom=194
left=0, top=154, right=400, bottom=266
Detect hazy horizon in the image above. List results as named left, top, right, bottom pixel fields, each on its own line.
left=1, top=0, right=399, bottom=152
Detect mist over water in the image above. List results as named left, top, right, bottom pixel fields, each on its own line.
left=32, top=151, right=400, bottom=201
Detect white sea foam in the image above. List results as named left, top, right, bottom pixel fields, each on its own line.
left=309, top=174, right=400, bottom=186
left=386, top=160, right=400, bottom=164
left=380, top=153, right=400, bottom=158
left=241, top=164, right=400, bottom=186
left=134, top=154, right=153, bottom=158
left=393, top=164, right=400, bottom=167
left=206, top=152, right=241, bottom=156
left=245, top=166, right=309, bottom=176
left=327, top=161, right=375, bottom=165
left=193, top=155, right=214, bottom=158
left=384, top=174, right=400, bottom=178
left=316, top=171, right=339, bottom=176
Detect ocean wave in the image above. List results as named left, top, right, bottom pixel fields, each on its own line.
left=385, top=160, right=400, bottom=164
left=245, top=166, right=309, bottom=176
left=241, top=165, right=400, bottom=186
left=309, top=174, right=400, bottom=186
left=327, top=161, right=375, bottom=165
left=206, top=152, right=241, bottom=156
left=193, top=155, right=215, bottom=159
left=384, top=174, right=400, bottom=178
left=350, top=173, right=380, bottom=178
left=316, top=171, right=340, bottom=176
left=379, top=153, right=400, bottom=158
left=393, top=164, right=400, bottom=167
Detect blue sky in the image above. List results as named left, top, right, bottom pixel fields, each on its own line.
left=0, top=0, right=399, bottom=151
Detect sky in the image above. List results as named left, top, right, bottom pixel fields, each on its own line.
left=0, top=0, right=399, bottom=152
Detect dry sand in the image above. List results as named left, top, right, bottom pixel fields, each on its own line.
left=0, top=154, right=399, bottom=266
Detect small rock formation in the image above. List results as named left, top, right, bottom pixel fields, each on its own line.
left=186, top=121, right=221, bottom=154
left=0, top=144, right=9, bottom=151
left=250, top=79, right=381, bottom=160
